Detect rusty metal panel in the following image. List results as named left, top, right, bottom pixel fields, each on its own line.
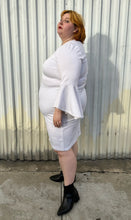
left=0, top=0, right=130, bottom=160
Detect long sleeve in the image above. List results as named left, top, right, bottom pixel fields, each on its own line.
left=53, top=42, right=85, bottom=119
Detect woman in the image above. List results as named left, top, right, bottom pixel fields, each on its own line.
left=39, top=10, right=87, bottom=216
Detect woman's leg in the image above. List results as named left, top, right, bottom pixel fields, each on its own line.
left=56, top=146, right=80, bottom=216
left=57, top=148, right=77, bottom=186
left=72, top=141, right=78, bottom=158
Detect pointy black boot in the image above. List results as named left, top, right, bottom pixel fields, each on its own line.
left=50, top=171, right=64, bottom=182
left=50, top=171, right=76, bottom=183
left=57, top=183, right=80, bottom=216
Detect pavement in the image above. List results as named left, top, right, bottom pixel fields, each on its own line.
left=0, top=159, right=131, bottom=220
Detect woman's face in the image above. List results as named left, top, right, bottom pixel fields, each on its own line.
left=57, top=13, right=76, bottom=41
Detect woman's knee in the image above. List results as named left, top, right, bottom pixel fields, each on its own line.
left=55, top=150, right=64, bottom=157
left=56, top=149, right=73, bottom=157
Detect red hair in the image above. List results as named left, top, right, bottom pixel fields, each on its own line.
left=61, top=10, right=86, bottom=43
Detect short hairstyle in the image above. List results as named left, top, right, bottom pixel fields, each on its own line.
left=61, top=10, right=86, bottom=44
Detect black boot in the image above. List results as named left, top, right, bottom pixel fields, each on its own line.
left=57, top=183, right=80, bottom=216
left=50, top=171, right=76, bottom=183
left=50, top=171, right=64, bottom=182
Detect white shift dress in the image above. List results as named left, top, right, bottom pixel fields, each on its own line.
left=39, top=40, right=88, bottom=151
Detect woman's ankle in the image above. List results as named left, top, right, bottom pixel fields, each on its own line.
left=64, top=183, right=74, bottom=194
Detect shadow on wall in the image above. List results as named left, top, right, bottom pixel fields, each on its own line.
left=85, top=33, right=124, bottom=139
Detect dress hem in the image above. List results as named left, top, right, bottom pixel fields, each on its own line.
left=50, top=131, right=81, bottom=152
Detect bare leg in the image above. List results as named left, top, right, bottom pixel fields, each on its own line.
left=54, top=141, right=78, bottom=160
left=72, top=141, right=78, bottom=158
left=57, top=148, right=77, bottom=186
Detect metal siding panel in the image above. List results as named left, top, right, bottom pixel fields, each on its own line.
left=0, top=0, right=130, bottom=160
left=118, top=0, right=131, bottom=157
left=56, top=0, right=65, bottom=48
left=98, top=0, right=111, bottom=158
left=65, top=0, right=74, bottom=10
left=1, top=0, right=16, bottom=160
left=87, top=0, right=103, bottom=159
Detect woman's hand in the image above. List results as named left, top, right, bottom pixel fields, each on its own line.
left=53, top=108, right=62, bottom=127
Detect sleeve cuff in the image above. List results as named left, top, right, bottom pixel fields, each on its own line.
left=53, top=84, right=84, bottom=119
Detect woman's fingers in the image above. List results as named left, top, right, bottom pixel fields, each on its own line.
left=54, top=120, right=62, bottom=127
left=53, top=108, right=62, bottom=127
left=53, top=117, right=61, bottom=127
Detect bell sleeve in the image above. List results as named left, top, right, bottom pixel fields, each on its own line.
left=53, top=43, right=84, bottom=119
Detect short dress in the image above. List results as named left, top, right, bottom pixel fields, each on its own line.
left=39, top=39, right=88, bottom=151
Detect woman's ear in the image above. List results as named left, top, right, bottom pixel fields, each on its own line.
left=73, top=27, right=78, bottom=33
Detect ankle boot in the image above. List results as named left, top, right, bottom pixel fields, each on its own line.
left=50, top=171, right=76, bottom=183
left=57, top=183, right=80, bottom=216
left=50, top=171, right=64, bottom=182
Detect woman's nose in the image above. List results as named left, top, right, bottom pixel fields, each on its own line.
left=59, top=20, right=64, bottom=25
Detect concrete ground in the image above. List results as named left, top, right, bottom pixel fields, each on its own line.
left=0, top=159, right=131, bottom=220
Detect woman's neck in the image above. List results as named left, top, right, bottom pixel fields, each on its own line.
left=62, top=37, right=73, bottom=45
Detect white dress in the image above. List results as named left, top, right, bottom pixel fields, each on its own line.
left=39, top=40, right=88, bottom=151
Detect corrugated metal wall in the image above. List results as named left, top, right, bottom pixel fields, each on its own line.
left=0, top=0, right=131, bottom=160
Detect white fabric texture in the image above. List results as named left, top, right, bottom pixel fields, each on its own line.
left=39, top=40, right=88, bottom=151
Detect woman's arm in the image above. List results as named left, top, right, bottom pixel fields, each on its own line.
left=53, top=43, right=84, bottom=124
